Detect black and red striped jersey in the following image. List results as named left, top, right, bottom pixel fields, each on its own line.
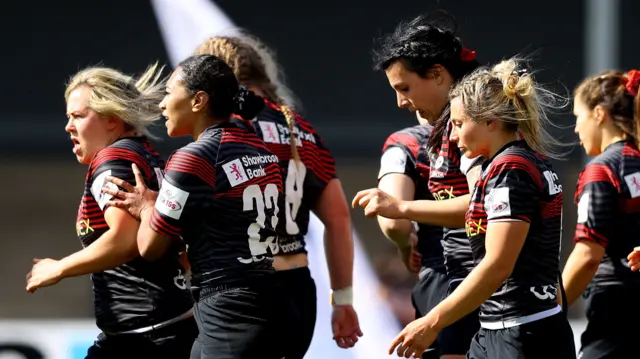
left=378, top=125, right=445, bottom=269
left=427, top=107, right=474, bottom=280
left=150, top=122, right=283, bottom=287
left=250, top=100, right=337, bottom=256
left=575, top=140, right=640, bottom=287
left=466, top=140, right=563, bottom=324
left=77, top=137, right=193, bottom=333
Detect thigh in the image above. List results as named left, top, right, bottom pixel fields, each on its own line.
left=84, top=333, right=151, bottom=359
left=580, top=287, right=637, bottom=358
left=273, top=268, right=317, bottom=359
left=438, top=281, right=479, bottom=356
left=152, top=317, right=199, bottom=359
left=194, top=288, right=272, bottom=359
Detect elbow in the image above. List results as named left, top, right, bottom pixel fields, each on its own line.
left=378, top=218, right=412, bottom=242
left=485, top=259, right=515, bottom=284
left=138, top=243, right=163, bottom=261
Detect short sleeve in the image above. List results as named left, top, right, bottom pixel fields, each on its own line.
left=378, top=133, right=420, bottom=180
left=150, top=150, right=216, bottom=237
left=483, top=158, right=542, bottom=223
left=574, top=164, right=618, bottom=247
left=460, top=155, right=484, bottom=176
left=301, top=128, right=337, bottom=206
left=89, top=147, right=156, bottom=211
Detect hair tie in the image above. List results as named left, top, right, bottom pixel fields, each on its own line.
left=460, top=47, right=476, bottom=62
left=625, top=70, right=640, bottom=96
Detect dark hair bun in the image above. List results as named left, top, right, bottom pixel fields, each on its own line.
left=234, top=86, right=265, bottom=119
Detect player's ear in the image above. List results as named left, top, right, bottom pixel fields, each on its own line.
left=192, top=91, right=209, bottom=114
left=104, top=115, right=119, bottom=131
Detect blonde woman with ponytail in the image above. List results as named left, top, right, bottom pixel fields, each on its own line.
left=25, top=64, right=197, bottom=358
left=566, top=69, right=640, bottom=358
left=389, top=57, right=575, bottom=359
left=194, top=34, right=362, bottom=358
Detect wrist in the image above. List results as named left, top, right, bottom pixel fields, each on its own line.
left=398, top=200, right=410, bottom=218
left=330, top=286, right=353, bottom=306
left=424, top=307, right=444, bottom=332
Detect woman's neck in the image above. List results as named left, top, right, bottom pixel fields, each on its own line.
left=487, top=131, right=519, bottom=159
left=193, top=116, right=226, bottom=140
left=600, top=127, right=627, bottom=153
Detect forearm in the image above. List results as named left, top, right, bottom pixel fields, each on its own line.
left=400, top=194, right=470, bottom=228
left=138, top=207, right=173, bottom=261
left=59, top=230, right=137, bottom=278
left=562, top=251, right=598, bottom=307
left=324, top=219, right=354, bottom=290
left=431, top=259, right=507, bottom=328
left=377, top=217, right=413, bottom=248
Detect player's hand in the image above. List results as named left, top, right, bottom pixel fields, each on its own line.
left=389, top=313, right=440, bottom=358
left=103, top=163, right=158, bottom=220
left=351, top=188, right=406, bottom=219
left=628, top=246, right=640, bottom=271
left=332, top=305, right=363, bottom=349
left=399, top=233, right=421, bottom=273
left=26, top=258, right=63, bottom=293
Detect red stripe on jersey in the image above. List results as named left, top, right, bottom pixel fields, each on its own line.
left=622, top=142, right=640, bottom=158
left=489, top=154, right=543, bottom=190
left=575, top=164, right=620, bottom=200
left=541, top=194, right=563, bottom=219
left=150, top=209, right=181, bottom=237
left=383, top=133, right=421, bottom=157
left=575, top=223, right=609, bottom=247
left=166, top=151, right=216, bottom=188
left=220, top=128, right=272, bottom=152
left=90, top=148, right=152, bottom=179
left=620, top=197, right=640, bottom=213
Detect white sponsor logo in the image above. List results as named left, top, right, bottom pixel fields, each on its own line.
left=577, top=192, right=590, bottom=224
left=434, top=156, right=444, bottom=169
left=222, top=159, right=249, bottom=187
left=378, top=147, right=407, bottom=178
left=155, top=181, right=189, bottom=220
left=241, top=154, right=279, bottom=167
left=543, top=170, right=562, bottom=195
left=624, top=171, right=640, bottom=198
left=91, top=170, right=116, bottom=210
left=485, top=187, right=511, bottom=220
left=258, top=121, right=281, bottom=144
left=530, top=284, right=557, bottom=300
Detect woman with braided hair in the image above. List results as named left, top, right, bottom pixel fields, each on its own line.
left=194, top=34, right=362, bottom=358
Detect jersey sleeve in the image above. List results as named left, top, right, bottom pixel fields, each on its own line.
left=302, top=129, right=337, bottom=206
left=89, top=147, right=157, bottom=212
left=150, top=150, right=216, bottom=237
left=574, top=164, right=618, bottom=247
left=483, top=156, right=543, bottom=223
left=378, top=133, right=419, bottom=181
left=460, top=154, right=484, bottom=176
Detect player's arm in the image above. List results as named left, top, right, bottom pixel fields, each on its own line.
left=397, top=195, right=470, bottom=228
left=59, top=207, right=140, bottom=277
left=376, top=143, right=419, bottom=249
left=310, top=133, right=354, bottom=293
left=58, top=156, right=150, bottom=276
left=562, top=166, right=614, bottom=306
left=426, top=163, right=536, bottom=329
left=139, top=150, right=214, bottom=261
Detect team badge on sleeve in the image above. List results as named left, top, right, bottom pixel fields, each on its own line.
left=485, top=187, right=511, bottom=220
left=379, top=147, right=407, bottom=178
left=91, top=170, right=116, bottom=210
left=577, top=192, right=590, bottom=223
left=155, top=181, right=189, bottom=220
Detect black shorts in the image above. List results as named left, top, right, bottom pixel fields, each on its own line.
left=437, top=279, right=480, bottom=356
left=189, top=276, right=294, bottom=359
left=467, top=313, right=575, bottom=359
left=272, top=266, right=317, bottom=359
left=411, top=266, right=449, bottom=359
left=85, top=316, right=198, bottom=359
left=579, top=285, right=640, bottom=358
